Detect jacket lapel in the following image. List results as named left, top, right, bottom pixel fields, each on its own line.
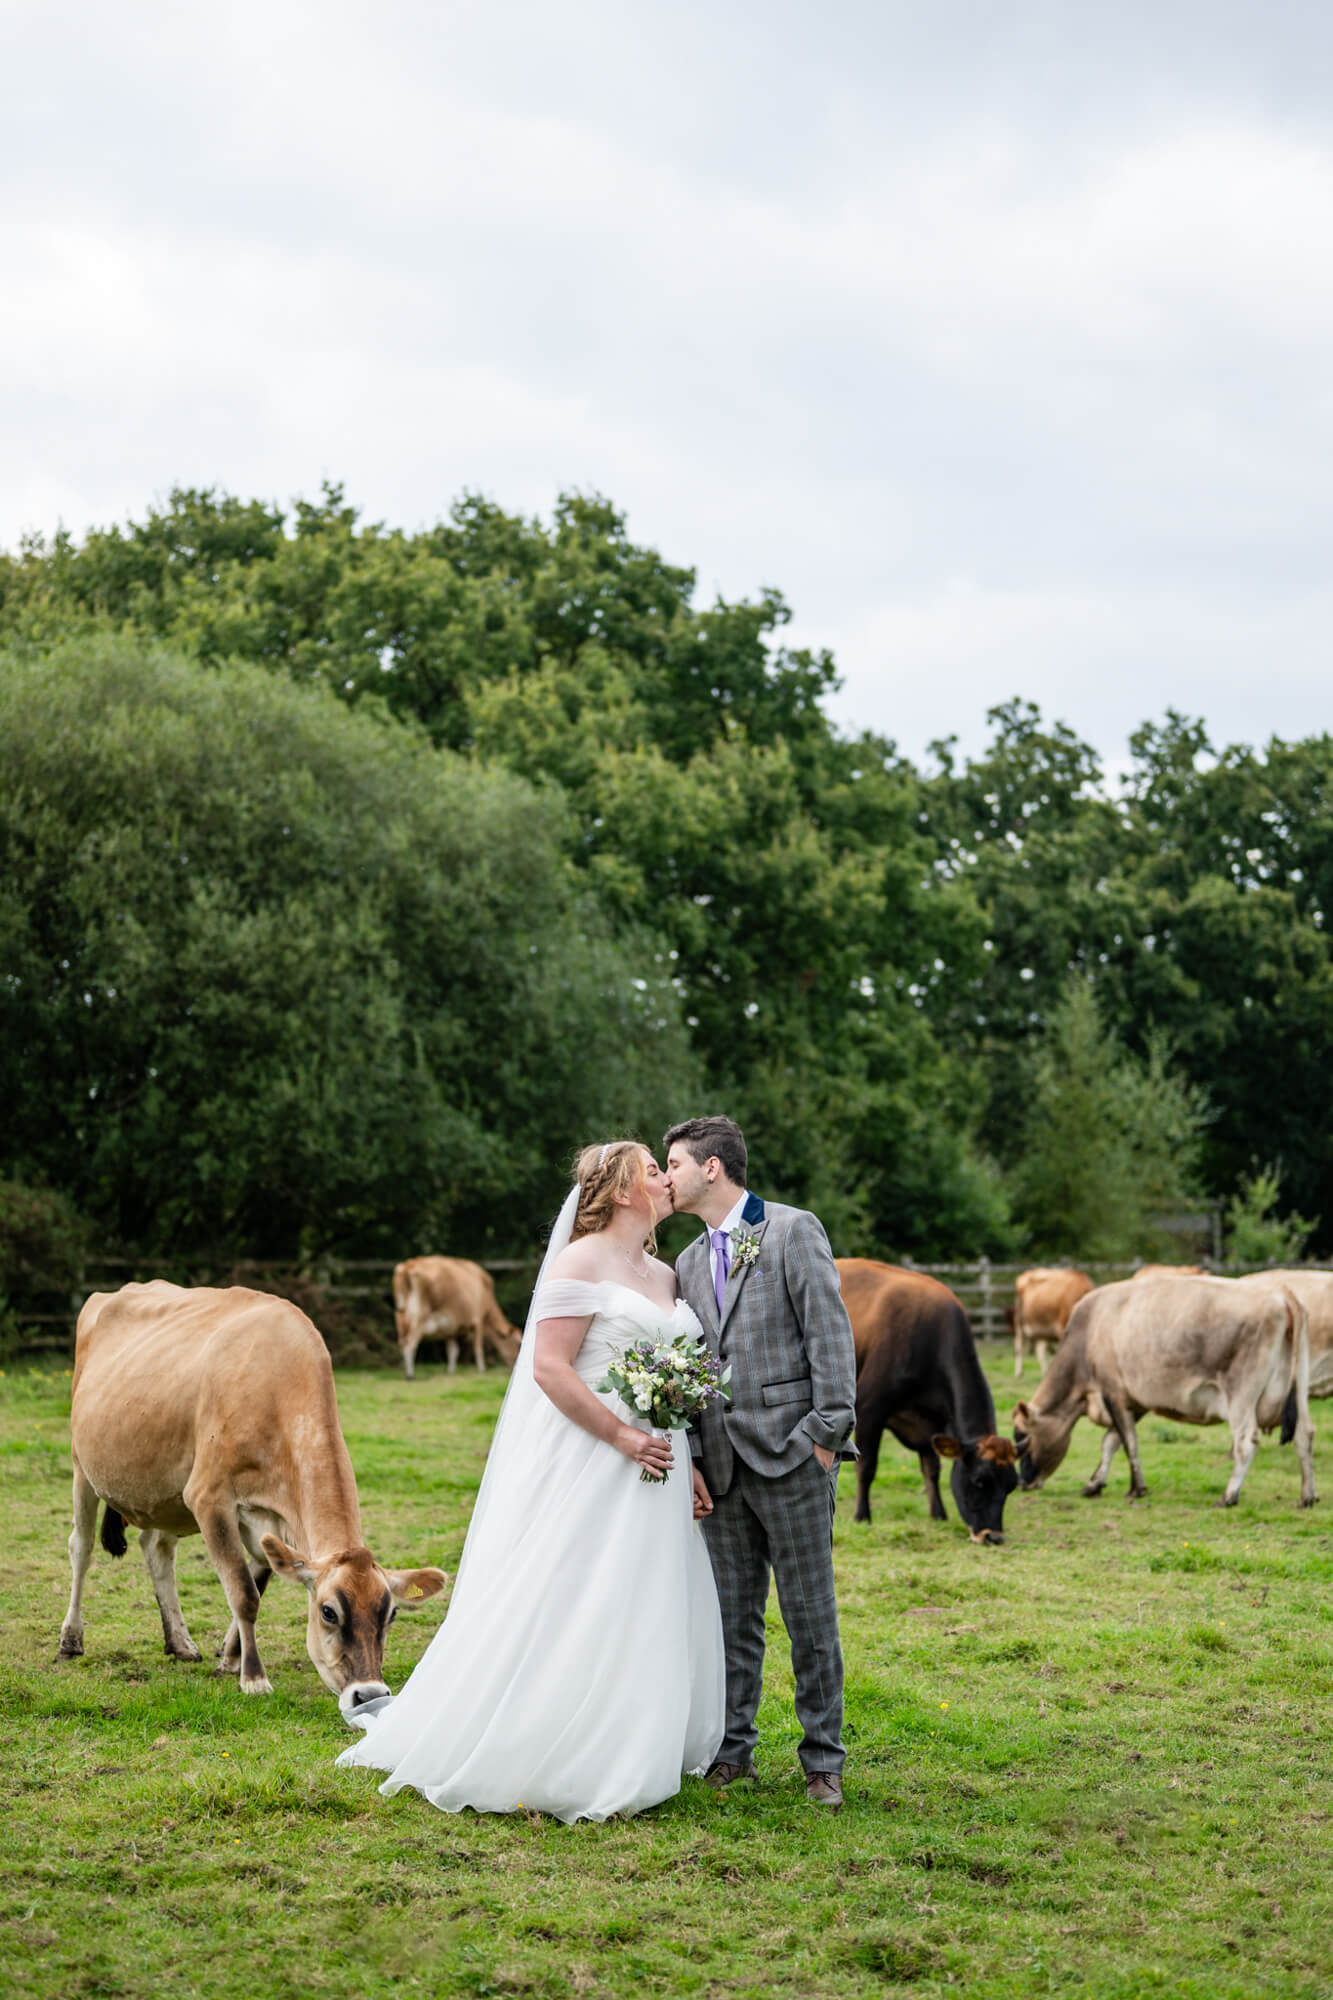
left=718, top=1197, right=768, bottom=1339
left=681, top=1230, right=720, bottom=1334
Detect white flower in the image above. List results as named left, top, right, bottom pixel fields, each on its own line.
left=634, top=1390, right=653, bottom=1412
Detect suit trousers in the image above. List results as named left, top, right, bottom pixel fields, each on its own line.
left=701, top=1451, right=845, bottom=1776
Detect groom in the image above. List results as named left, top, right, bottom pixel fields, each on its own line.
left=664, top=1116, right=857, bottom=1810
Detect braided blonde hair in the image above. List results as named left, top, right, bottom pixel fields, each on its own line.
left=571, top=1140, right=658, bottom=1256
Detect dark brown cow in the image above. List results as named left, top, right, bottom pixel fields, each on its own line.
left=838, top=1260, right=1019, bottom=1542
left=393, top=1257, right=521, bottom=1378
left=59, top=1282, right=447, bottom=1704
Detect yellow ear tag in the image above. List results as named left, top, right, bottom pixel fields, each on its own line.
left=405, top=1584, right=424, bottom=1599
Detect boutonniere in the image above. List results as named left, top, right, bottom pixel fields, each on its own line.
left=731, top=1232, right=761, bottom=1271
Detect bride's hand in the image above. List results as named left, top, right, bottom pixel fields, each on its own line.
left=617, top=1425, right=673, bottom=1477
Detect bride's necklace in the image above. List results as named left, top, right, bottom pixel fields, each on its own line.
left=617, top=1240, right=651, bottom=1280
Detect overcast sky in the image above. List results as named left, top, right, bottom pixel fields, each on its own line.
left=4, top=1, right=1331, bottom=767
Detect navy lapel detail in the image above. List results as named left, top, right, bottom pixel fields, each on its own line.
left=742, top=1191, right=765, bottom=1226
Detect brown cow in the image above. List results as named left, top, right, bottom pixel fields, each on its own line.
left=1013, top=1275, right=1316, bottom=1507
left=393, top=1257, right=521, bottom=1379
left=1235, top=1270, right=1333, bottom=1400
left=59, top=1282, right=447, bottom=1704
left=1012, top=1267, right=1094, bottom=1377
left=838, top=1260, right=1019, bottom=1541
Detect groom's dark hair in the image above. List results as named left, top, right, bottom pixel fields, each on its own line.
left=663, top=1116, right=748, bottom=1188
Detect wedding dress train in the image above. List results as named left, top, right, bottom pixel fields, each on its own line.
left=336, top=1278, right=725, bottom=1822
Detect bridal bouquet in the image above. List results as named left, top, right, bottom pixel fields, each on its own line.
left=598, top=1333, right=731, bottom=1483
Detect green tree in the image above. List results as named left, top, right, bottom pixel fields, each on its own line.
left=0, top=636, right=700, bottom=1257
left=1012, top=980, right=1210, bottom=1260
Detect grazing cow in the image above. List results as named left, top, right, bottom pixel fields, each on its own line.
left=1235, top=1270, right=1333, bottom=1400
left=59, top=1282, right=448, bottom=1703
left=393, top=1257, right=521, bottom=1379
left=1132, top=1263, right=1204, bottom=1279
left=1012, top=1275, right=1316, bottom=1508
left=1012, top=1267, right=1095, bottom=1376
left=837, top=1259, right=1020, bottom=1542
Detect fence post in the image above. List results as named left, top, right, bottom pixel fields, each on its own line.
left=978, top=1255, right=991, bottom=1339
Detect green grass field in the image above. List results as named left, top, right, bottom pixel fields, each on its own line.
left=2, top=1349, right=1330, bottom=1999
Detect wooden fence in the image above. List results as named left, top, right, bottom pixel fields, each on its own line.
left=7, top=1252, right=1332, bottom=1359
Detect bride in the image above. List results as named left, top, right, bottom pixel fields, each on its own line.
left=336, top=1140, right=725, bottom=1821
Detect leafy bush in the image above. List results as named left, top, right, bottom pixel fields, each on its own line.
left=1226, top=1164, right=1317, bottom=1264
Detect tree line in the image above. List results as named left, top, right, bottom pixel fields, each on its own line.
left=1, top=484, right=1328, bottom=1299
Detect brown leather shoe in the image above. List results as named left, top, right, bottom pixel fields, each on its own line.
left=805, top=1772, right=844, bottom=1809
left=703, top=1760, right=758, bottom=1789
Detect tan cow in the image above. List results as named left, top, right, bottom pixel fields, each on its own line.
left=59, top=1282, right=447, bottom=1706
left=1012, top=1268, right=1094, bottom=1376
left=1132, top=1264, right=1204, bottom=1279
left=1012, top=1275, right=1316, bottom=1508
left=393, top=1257, right=521, bottom=1379
left=1234, top=1270, right=1333, bottom=1400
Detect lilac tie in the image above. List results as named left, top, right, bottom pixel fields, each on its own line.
left=711, top=1228, right=731, bottom=1315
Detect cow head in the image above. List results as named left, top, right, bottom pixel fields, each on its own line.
left=932, top=1433, right=1019, bottom=1543
left=261, top=1536, right=447, bottom=1709
left=1012, top=1399, right=1077, bottom=1490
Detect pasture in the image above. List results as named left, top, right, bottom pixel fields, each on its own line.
left=2, top=1349, right=1331, bottom=2000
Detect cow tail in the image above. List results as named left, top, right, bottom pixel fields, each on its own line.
left=100, top=1506, right=127, bottom=1558
left=1277, top=1286, right=1306, bottom=1445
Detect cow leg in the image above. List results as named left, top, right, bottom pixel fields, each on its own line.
left=1114, top=1407, right=1148, bottom=1499
left=1036, top=1337, right=1054, bottom=1372
left=57, top=1458, right=100, bottom=1659
left=191, top=1500, right=272, bottom=1693
left=1082, top=1429, right=1120, bottom=1498
left=853, top=1420, right=882, bottom=1524
left=1014, top=1319, right=1025, bottom=1377
left=140, top=1529, right=203, bottom=1662
left=1293, top=1400, right=1317, bottom=1509
left=401, top=1334, right=420, bottom=1380
left=920, top=1444, right=948, bottom=1522
left=446, top=1338, right=459, bottom=1375
left=218, top=1564, right=271, bottom=1671
left=1221, top=1412, right=1262, bottom=1507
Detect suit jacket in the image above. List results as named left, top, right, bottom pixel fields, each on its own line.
left=677, top=1195, right=857, bottom=1495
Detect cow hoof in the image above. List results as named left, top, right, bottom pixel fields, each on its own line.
left=1081, top=1483, right=1105, bottom=1499
left=853, top=1512, right=870, bottom=1525
left=215, top=1656, right=241, bottom=1676
left=166, top=1639, right=203, bottom=1663
left=1128, top=1489, right=1148, bottom=1502
left=56, top=1637, right=84, bottom=1660
left=1299, top=1495, right=1318, bottom=1509
left=1218, top=1494, right=1238, bottom=1509
left=239, top=1673, right=274, bottom=1695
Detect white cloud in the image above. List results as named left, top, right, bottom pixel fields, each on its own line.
left=3, top=1, right=1333, bottom=766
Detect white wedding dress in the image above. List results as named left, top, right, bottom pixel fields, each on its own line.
left=336, top=1265, right=725, bottom=1823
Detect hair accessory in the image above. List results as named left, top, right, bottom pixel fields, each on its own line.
left=598, top=1144, right=610, bottom=1165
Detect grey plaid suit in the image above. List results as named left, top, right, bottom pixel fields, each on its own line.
left=678, top=1196, right=857, bottom=1777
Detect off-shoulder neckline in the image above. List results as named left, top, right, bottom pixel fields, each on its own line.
left=537, top=1276, right=683, bottom=1316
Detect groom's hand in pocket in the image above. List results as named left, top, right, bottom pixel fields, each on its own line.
left=813, top=1445, right=835, bottom=1471
left=692, top=1468, right=713, bottom=1519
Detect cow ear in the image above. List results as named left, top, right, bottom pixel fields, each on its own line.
left=1013, top=1400, right=1032, bottom=1427
left=261, top=1534, right=316, bottom=1588
left=932, top=1434, right=963, bottom=1459
left=978, top=1434, right=1019, bottom=1467
left=385, top=1566, right=449, bottom=1606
